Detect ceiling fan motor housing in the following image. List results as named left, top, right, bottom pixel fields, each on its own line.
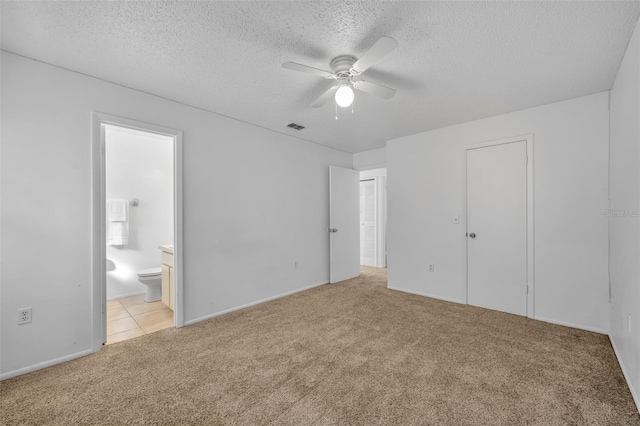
left=330, top=55, right=358, bottom=77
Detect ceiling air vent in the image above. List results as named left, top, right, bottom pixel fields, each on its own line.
left=286, top=123, right=305, bottom=131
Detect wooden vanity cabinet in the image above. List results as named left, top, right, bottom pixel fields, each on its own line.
left=161, top=251, right=174, bottom=311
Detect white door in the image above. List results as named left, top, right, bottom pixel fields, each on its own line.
left=467, top=141, right=527, bottom=316
left=383, top=176, right=388, bottom=268
left=330, top=166, right=360, bottom=283
left=360, top=179, right=376, bottom=266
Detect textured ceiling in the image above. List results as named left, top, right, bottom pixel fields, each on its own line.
left=2, top=1, right=640, bottom=153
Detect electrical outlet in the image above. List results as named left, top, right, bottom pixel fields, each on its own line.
left=453, top=216, right=459, bottom=224
left=428, top=264, right=435, bottom=272
left=293, top=261, right=298, bottom=269
left=18, top=307, right=32, bottom=325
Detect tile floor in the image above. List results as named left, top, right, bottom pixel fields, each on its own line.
left=106, top=295, right=173, bottom=345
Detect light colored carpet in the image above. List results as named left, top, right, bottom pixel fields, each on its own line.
left=1, top=266, right=638, bottom=425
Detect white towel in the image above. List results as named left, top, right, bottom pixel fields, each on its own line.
left=108, top=199, right=128, bottom=222
left=107, top=222, right=129, bottom=246
left=107, top=199, right=129, bottom=246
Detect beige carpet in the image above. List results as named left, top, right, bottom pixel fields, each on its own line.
left=1, top=267, right=638, bottom=425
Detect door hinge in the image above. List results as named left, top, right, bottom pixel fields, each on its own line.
left=525, top=154, right=528, bottom=165
left=526, top=285, right=529, bottom=295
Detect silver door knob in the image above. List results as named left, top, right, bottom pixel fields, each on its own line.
left=469, top=233, right=476, bottom=238
left=329, top=228, right=338, bottom=233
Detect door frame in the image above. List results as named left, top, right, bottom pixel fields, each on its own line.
left=462, top=134, right=534, bottom=318
left=91, top=112, right=184, bottom=352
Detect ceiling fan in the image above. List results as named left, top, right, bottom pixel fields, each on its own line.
left=282, top=36, right=398, bottom=108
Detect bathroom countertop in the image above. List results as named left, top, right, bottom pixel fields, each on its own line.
left=158, top=244, right=174, bottom=255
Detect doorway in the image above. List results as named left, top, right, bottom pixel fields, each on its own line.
left=91, top=113, right=184, bottom=351
left=464, top=136, right=534, bottom=317
left=359, top=168, right=387, bottom=268
left=104, top=125, right=174, bottom=344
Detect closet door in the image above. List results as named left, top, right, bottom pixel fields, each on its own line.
left=467, top=141, right=527, bottom=316
left=360, top=179, right=376, bottom=266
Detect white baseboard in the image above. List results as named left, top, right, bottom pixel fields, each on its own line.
left=534, top=316, right=608, bottom=335
left=610, top=336, right=640, bottom=413
left=184, top=281, right=329, bottom=326
left=2, top=282, right=329, bottom=380
left=107, top=290, right=145, bottom=301
left=387, top=285, right=464, bottom=304
left=0, top=349, right=93, bottom=381
left=387, top=287, right=609, bottom=335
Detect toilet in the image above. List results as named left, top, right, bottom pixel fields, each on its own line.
left=137, top=267, right=162, bottom=302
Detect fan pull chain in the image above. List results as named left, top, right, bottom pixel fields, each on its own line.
left=335, top=102, right=338, bottom=120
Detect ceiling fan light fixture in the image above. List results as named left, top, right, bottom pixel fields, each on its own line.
left=335, top=85, right=354, bottom=108
left=282, top=36, right=397, bottom=109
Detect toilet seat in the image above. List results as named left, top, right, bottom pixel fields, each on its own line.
left=138, top=267, right=162, bottom=278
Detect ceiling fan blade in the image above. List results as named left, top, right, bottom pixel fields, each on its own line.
left=282, top=62, right=335, bottom=79
left=311, top=86, right=338, bottom=108
left=351, top=36, right=398, bottom=74
left=353, top=80, right=396, bottom=100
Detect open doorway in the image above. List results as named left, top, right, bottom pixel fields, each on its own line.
left=104, top=125, right=175, bottom=344
left=359, top=168, right=387, bottom=268
left=91, top=113, right=183, bottom=351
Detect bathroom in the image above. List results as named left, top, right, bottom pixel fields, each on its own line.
left=104, top=124, right=175, bottom=344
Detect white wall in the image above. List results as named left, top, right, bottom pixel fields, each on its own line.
left=353, top=147, right=386, bottom=171
left=609, top=18, right=640, bottom=409
left=105, top=126, right=174, bottom=300
left=0, top=52, right=352, bottom=377
left=387, top=92, right=610, bottom=333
